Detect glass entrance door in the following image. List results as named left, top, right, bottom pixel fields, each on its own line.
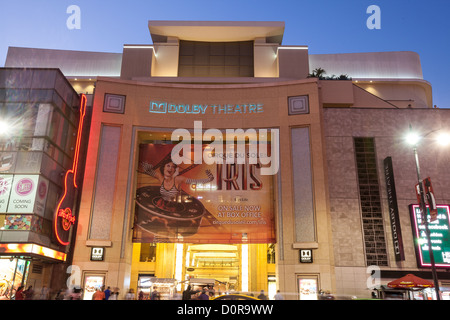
left=184, top=244, right=241, bottom=295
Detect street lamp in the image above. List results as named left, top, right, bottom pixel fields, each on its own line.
left=0, top=120, right=11, bottom=136
left=406, top=125, right=449, bottom=300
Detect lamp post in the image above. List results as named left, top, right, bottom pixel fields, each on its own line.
left=407, top=125, right=445, bottom=300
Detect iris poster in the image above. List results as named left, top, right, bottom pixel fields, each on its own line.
left=132, top=143, right=276, bottom=244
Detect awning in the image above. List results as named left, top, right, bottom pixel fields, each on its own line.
left=387, top=274, right=434, bottom=289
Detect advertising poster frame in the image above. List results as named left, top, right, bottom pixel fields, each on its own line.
left=132, top=138, right=276, bottom=244
left=82, top=273, right=106, bottom=300
left=297, top=274, right=319, bottom=300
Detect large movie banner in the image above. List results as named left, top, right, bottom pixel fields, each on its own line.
left=133, top=143, right=276, bottom=244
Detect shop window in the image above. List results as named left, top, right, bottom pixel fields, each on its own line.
left=140, top=243, right=157, bottom=262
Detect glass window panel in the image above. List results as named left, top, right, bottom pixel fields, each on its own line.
left=1, top=69, right=33, bottom=88
left=40, top=152, right=65, bottom=186
left=5, top=89, right=30, bottom=102
left=29, top=89, right=54, bottom=103
left=43, top=182, right=61, bottom=220
left=31, top=70, right=57, bottom=89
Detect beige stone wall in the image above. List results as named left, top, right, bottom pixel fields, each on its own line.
left=72, top=77, right=336, bottom=298
left=324, top=107, right=450, bottom=297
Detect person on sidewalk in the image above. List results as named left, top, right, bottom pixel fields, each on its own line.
left=92, top=288, right=105, bottom=300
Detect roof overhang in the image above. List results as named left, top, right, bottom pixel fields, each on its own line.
left=148, top=20, right=285, bottom=44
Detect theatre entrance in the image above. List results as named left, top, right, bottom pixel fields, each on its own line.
left=184, top=244, right=241, bottom=294
left=131, top=243, right=275, bottom=298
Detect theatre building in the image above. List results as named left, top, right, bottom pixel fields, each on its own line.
left=3, top=21, right=450, bottom=300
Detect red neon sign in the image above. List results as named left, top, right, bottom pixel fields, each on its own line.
left=53, top=94, right=87, bottom=246
left=58, top=208, right=76, bottom=231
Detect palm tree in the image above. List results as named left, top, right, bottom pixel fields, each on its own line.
left=308, top=67, right=326, bottom=79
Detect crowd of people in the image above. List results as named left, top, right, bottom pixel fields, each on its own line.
left=8, top=284, right=284, bottom=300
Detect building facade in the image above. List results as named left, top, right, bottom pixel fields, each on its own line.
left=0, top=68, right=86, bottom=299
left=2, top=21, right=450, bottom=300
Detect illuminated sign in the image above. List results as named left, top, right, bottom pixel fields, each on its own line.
left=299, top=249, right=313, bottom=263
left=0, top=243, right=66, bottom=261
left=149, top=101, right=264, bottom=115
left=409, top=204, right=450, bottom=268
left=53, top=94, right=87, bottom=246
left=58, top=208, right=76, bottom=231
left=90, top=247, right=105, bottom=261
left=298, top=277, right=318, bottom=300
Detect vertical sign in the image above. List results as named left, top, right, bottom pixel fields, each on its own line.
left=423, top=177, right=438, bottom=222
left=54, top=94, right=87, bottom=246
left=384, top=157, right=405, bottom=261
left=415, top=183, right=426, bottom=222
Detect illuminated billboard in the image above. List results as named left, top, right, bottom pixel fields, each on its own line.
left=409, top=204, right=450, bottom=268
left=133, top=141, right=276, bottom=244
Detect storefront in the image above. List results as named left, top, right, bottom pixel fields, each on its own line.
left=0, top=68, right=86, bottom=298
left=0, top=257, right=29, bottom=300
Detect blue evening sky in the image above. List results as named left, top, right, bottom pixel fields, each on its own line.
left=1, top=0, right=449, bottom=108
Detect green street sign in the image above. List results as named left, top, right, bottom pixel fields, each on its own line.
left=409, top=204, right=450, bottom=268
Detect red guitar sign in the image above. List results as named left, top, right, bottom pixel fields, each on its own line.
left=53, top=94, right=87, bottom=246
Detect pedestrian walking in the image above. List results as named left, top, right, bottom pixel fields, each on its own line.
left=182, top=285, right=193, bottom=300
left=150, top=287, right=160, bottom=300
left=14, top=286, right=25, bottom=300
left=274, top=290, right=284, bottom=300
left=257, top=290, right=268, bottom=300
left=54, top=288, right=65, bottom=300
left=39, top=286, right=50, bottom=300
left=23, top=286, right=34, bottom=300
left=197, top=288, right=209, bottom=300
left=92, top=288, right=105, bottom=300
left=125, top=288, right=135, bottom=300
left=109, top=288, right=120, bottom=300
left=104, top=286, right=111, bottom=300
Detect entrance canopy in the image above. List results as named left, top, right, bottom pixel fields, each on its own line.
left=387, top=274, right=434, bottom=289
